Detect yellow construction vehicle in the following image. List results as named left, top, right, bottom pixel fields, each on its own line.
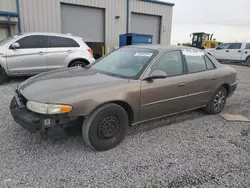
left=181, top=32, right=222, bottom=49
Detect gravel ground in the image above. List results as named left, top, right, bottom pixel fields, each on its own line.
left=0, top=65, right=249, bottom=188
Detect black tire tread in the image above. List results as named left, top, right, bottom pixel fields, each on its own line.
left=203, top=86, right=227, bottom=115
left=69, top=60, right=87, bottom=67
left=246, top=56, right=250, bottom=67
left=82, top=103, right=128, bottom=150
left=0, top=66, right=7, bottom=85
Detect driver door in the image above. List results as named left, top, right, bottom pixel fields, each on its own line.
left=139, top=50, right=189, bottom=121
left=213, top=43, right=230, bottom=60
left=6, top=35, right=47, bottom=75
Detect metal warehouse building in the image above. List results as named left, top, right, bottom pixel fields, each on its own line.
left=0, top=0, right=174, bottom=54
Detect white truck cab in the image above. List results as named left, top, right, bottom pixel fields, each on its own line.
left=205, top=42, right=250, bottom=66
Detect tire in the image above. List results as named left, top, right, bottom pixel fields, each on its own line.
left=69, top=61, right=87, bottom=68
left=0, top=66, right=7, bottom=85
left=203, top=86, right=227, bottom=115
left=82, top=103, right=129, bottom=151
left=245, top=56, right=250, bottom=67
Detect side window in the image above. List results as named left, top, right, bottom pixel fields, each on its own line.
left=71, top=39, right=80, bottom=47
left=205, top=55, right=215, bottom=70
left=245, top=43, right=250, bottom=49
left=216, top=43, right=230, bottom=50
left=228, top=43, right=242, bottom=49
left=15, top=35, right=46, bottom=49
left=151, top=51, right=184, bottom=77
left=184, top=50, right=207, bottom=73
left=48, top=36, right=79, bottom=48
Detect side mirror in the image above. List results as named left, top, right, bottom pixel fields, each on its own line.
left=143, top=70, right=167, bottom=80
left=11, top=42, right=20, bottom=49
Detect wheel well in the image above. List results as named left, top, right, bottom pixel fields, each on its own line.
left=245, top=55, right=250, bottom=61
left=68, top=58, right=90, bottom=67
left=112, top=101, right=134, bottom=125
left=221, top=83, right=230, bottom=96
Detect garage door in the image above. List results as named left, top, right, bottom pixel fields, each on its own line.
left=131, top=13, right=161, bottom=44
left=0, top=28, right=8, bottom=41
left=61, top=4, right=105, bottom=43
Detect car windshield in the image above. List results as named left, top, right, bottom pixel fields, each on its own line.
left=88, top=48, right=157, bottom=79
left=0, top=36, right=14, bottom=46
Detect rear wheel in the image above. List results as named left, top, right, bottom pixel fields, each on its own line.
left=69, top=61, right=87, bottom=68
left=245, top=56, right=250, bottom=67
left=82, top=103, right=128, bottom=151
left=0, top=66, right=7, bottom=85
left=203, top=86, right=227, bottom=114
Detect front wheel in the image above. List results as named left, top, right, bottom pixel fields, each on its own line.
left=245, top=56, right=250, bottom=67
left=203, top=87, right=227, bottom=114
left=82, top=103, right=129, bottom=151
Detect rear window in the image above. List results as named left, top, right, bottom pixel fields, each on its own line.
left=48, top=36, right=79, bottom=48
left=245, top=43, right=250, bottom=49
left=183, top=49, right=207, bottom=73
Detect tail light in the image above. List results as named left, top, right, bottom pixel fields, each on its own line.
left=87, top=48, right=93, bottom=54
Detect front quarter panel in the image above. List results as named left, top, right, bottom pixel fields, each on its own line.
left=68, top=80, right=141, bottom=123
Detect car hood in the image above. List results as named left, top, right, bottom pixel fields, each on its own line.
left=18, top=68, right=129, bottom=103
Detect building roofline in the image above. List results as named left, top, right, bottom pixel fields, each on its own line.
left=143, top=0, right=175, bottom=6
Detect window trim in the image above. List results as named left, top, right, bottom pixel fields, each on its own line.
left=142, top=50, right=186, bottom=79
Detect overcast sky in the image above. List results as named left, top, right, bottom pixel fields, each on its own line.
left=166, top=0, right=250, bottom=44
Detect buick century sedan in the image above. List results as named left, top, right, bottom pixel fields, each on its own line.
left=10, top=45, right=237, bottom=151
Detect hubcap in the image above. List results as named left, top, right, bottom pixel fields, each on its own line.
left=214, top=91, right=226, bottom=111
left=76, top=64, right=83, bottom=67
left=98, top=116, right=120, bottom=140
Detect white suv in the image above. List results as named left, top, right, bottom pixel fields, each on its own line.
left=205, top=42, right=250, bottom=66
left=0, top=32, right=96, bottom=84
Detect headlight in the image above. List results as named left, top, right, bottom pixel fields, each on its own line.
left=26, top=101, right=72, bottom=114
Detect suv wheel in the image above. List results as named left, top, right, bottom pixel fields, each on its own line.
left=82, top=103, right=129, bottom=151
left=246, top=56, right=250, bottom=67
left=203, top=86, right=227, bottom=114
left=0, top=66, right=7, bottom=85
left=70, top=61, right=87, bottom=68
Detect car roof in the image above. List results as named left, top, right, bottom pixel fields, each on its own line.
left=124, top=44, right=203, bottom=52
left=17, top=32, right=82, bottom=39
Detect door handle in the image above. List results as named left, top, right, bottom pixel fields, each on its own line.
left=212, top=76, right=218, bottom=80
left=178, top=82, right=186, bottom=87
left=226, top=50, right=229, bottom=52
left=67, top=50, right=73, bottom=53
left=238, top=50, right=241, bottom=52
left=38, top=51, right=45, bottom=55
left=245, top=51, right=248, bottom=54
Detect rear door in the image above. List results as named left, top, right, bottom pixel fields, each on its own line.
left=213, top=43, right=230, bottom=60
left=47, top=36, right=77, bottom=71
left=183, top=49, right=220, bottom=108
left=241, top=43, right=250, bottom=61
left=226, top=43, right=243, bottom=61
left=140, top=50, right=189, bottom=121
left=6, top=35, right=47, bottom=75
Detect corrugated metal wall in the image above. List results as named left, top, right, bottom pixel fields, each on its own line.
left=130, top=0, right=173, bottom=45
left=17, top=0, right=173, bottom=50
left=19, top=0, right=127, bottom=51
left=0, top=0, right=17, bottom=12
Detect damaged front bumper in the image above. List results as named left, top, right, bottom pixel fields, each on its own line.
left=9, top=94, right=79, bottom=135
